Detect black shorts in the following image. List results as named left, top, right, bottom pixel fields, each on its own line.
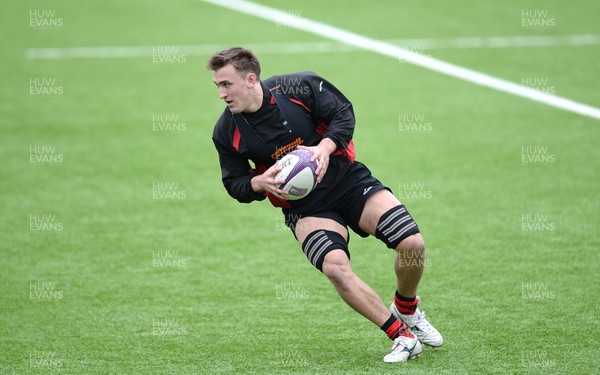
left=283, top=158, right=389, bottom=238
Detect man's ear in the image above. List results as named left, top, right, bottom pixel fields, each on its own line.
left=246, top=72, right=258, bottom=87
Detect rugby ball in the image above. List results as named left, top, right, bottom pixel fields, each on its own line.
left=275, top=150, right=319, bottom=200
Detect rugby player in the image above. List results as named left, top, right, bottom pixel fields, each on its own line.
left=208, top=47, right=442, bottom=363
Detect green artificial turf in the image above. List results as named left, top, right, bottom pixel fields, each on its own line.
left=1, top=0, right=599, bottom=373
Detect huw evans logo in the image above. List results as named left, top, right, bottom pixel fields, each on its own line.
left=398, top=45, right=431, bottom=63
left=397, top=182, right=433, bottom=200
left=521, top=77, right=556, bottom=94
left=398, top=113, right=432, bottom=132
left=275, top=282, right=309, bottom=300
left=29, top=350, right=64, bottom=368
left=274, top=77, right=310, bottom=96
left=152, top=46, right=187, bottom=63
left=521, top=282, right=555, bottom=301
left=152, top=114, right=187, bottom=132
left=29, top=145, right=63, bottom=164
left=152, top=182, right=186, bottom=200
left=275, top=10, right=303, bottom=27
left=274, top=349, right=309, bottom=367
left=521, top=146, right=556, bottom=165
left=29, top=213, right=63, bottom=232
left=30, top=282, right=63, bottom=301
left=397, top=249, right=432, bottom=268
left=152, top=318, right=187, bottom=335
left=521, top=9, right=556, bottom=29
left=521, top=349, right=556, bottom=369
left=521, top=213, right=556, bottom=232
left=29, top=10, right=63, bottom=28
left=152, top=250, right=187, bottom=269
left=29, top=78, right=63, bottom=96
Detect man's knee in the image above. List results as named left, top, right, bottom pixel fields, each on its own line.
left=396, top=233, right=425, bottom=256
left=321, top=250, right=354, bottom=290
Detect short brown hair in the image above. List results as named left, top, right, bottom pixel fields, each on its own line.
left=206, top=47, right=261, bottom=79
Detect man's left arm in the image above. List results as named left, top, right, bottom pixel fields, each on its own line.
left=297, top=74, right=355, bottom=182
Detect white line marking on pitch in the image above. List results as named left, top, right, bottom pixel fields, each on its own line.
left=199, top=0, right=600, bottom=121
left=25, top=42, right=357, bottom=59
left=389, top=34, right=600, bottom=49
left=25, top=34, right=600, bottom=59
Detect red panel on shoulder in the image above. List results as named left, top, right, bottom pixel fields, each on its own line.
left=232, top=127, right=241, bottom=151
left=289, top=98, right=312, bottom=113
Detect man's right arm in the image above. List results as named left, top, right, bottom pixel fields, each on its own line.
left=212, top=117, right=266, bottom=203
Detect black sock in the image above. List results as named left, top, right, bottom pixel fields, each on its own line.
left=380, top=314, right=400, bottom=340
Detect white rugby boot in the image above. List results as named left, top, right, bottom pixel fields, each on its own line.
left=390, top=297, right=443, bottom=347
left=383, top=333, right=422, bottom=363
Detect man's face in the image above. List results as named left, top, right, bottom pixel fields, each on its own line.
left=212, top=64, right=256, bottom=114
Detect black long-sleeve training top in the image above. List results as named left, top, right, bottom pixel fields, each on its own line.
left=212, top=71, right=356, bottom=207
